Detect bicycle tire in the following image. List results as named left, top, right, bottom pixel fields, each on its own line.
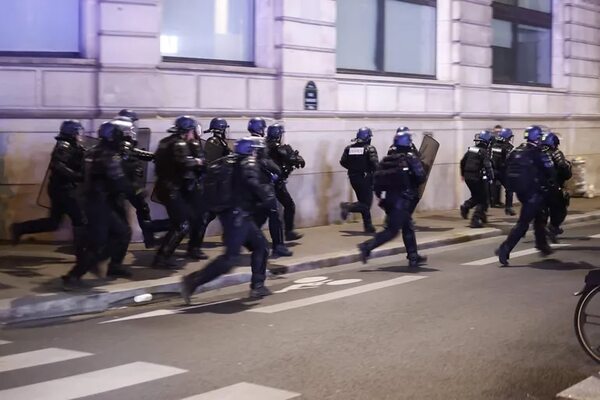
left=575, top=285, right=600, bottom=363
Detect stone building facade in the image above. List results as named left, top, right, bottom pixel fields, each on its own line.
left=0, top=0, right=599, bottom=240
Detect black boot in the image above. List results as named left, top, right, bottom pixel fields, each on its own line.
left=408, top=254, right=427, bottom=268
left=272, top=244, right=293, bottom=257
left=460, top=205, right=469, bottom=220
left=495, top=244, right=510, bottom=266
left=186, top=247, right=208, bottom=260
left=340, top=202, right=350, bottom=221
left=358, top=242, right=371, bottom=264
left=285, top=231, right=303, bottom=241
left=249, top=285, right=272, bottom=299
left=107, top=264, right=133, bottom=278
left=10, top=223, right=22, bottom=246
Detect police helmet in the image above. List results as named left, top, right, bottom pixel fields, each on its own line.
left=203, top=117, right=229, bottom=135
left=168, top=115, right=200, bottom=134
left=248, top=117, right=267, bottom=137
left=266, top=123, right=285, bottom=143
left=355, top=127, right=372, bottom=143
left=59, top=120, right=84, bottom=138
left=396, top=126, right=410, bottom=134
left=118, top=109, right=139, bottom=122
left=525, top=125, right=544, bottom=144
left=475, top=130, right=493, bottom=144
left=393, top=130, right=412, bottom=148
left=234, top=136, right=266, bottom=155
left=98, top=119, right=132, bottom=143
left=499, top=128, right=513, bottom=141
left=542, top=131, right=560, bottom=148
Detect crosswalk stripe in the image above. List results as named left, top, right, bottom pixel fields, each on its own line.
left=462, top=244, right=571, bottom=266
left=556, top=372, right=600, bottom=399
left=0, top=340, right=11, bottom=345
left=181, top=382, right=300, bottom=400
left=248, top=276, right=427, bottom=314
left=0, top=348, right=92, bottom=373
left=590, top=234, right=600, bottom=239
left=0, top=361, right=187, bottom=400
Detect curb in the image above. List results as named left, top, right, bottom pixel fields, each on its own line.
left=1, top=211, right=599, bottom=325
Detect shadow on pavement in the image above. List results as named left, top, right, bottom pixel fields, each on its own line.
left=506, top=259, right=597, bottom=271
left=360, top=265, right=440, bottom=274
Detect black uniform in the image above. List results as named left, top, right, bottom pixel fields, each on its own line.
left=496, top=143, right=555, bottom=265
left=490, top=140, right=514, bottom=211
left=119, top=138, right=169, bottom=247
left=11, top=136, right=87, bottom=261
left=204, top=135, right=231, bottom=164
left=545, top=146, right=572, bottom=236
left=358, top=148, right=426, bottom=267
left=182, top=154, right=272, bottom=299
left=63, top=140, right=135, bottom=283
left=268, top=141, right=305, bottom=238
left=460, top=144, right=494, bottom=228
left=153, top=134, right=204, bottom=266
left=340, top=142, right=379, bottom=231
left=253, top=150, right=289, bottom=253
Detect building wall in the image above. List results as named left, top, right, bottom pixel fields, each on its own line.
left=1, top=0, right=599, bottom=241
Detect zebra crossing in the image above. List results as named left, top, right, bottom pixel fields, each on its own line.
left=0, top=340, right=300, bottom=399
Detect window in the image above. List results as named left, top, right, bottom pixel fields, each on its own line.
left=337, top=0, right=436, bottom=78
left=0, top=0, right=80, bottom=56
left=492, top=1, right=552, bottom=86
left=161, top=0, right=255, bottom=64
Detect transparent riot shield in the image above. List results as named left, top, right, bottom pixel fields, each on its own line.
left=418, top=133, right=440, bottom=198
left=36, top=135, right=99, bottom=209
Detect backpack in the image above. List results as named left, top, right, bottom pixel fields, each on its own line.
left=203, top=155, right=238, bottom=213
left=505, top=148, right=538, bottom=195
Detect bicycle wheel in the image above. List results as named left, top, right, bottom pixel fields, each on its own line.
left=575, top=285, right=600, bottom=363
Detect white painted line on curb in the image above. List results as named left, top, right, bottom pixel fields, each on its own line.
left=0, top=362, right=187, bottom=400
left=0, top=340, right=11, bottom=345
left=181, top=382, right=300, bottom=400
left=99, top=298, right=242, bottom=324
left=0, top=348, right=92, bottom=373
left=462, top=244, right=571, bottom=266
left=248, top=276, right=427, bottom=314
left=556, top=372, right=600, bottom=400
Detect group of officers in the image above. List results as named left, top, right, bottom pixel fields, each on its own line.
left=9, top=115, right=574, bottom=299
left=458, top=124, right=572, bottom=264
left=10, top=111, right=305, bottom=297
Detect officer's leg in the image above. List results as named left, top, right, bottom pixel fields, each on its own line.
left=468, top=181, right=485, bottom=228
left=195, top=211, right=217, bottom=249
left=106, top=207, right=133, bottom=277
left=63, top=192, right=88, bottom=269
left=264, top=198, right=291, bottom=257
left=500, top=174, right=515, bottom=215
left=132, top=194, right=157, bottom=248
left=461, top=180, right=477, bottom=219
left=244, top=221, right=270, bottom=296
left=355, top=175, right=375, bottom=232
left=11, top=190, right=66, bottom=243
left=533, top=205, right=552, bottom=255
left=63, top=199, right=108, bottom=288
left=359, top=204, right=402, bottom=262
left=276, top=183, right=301, bottom=240
left=497, top=192, right=542, bottom=264
left=153, top=194, right=190, bottom=268
left=185, top=191, right=209, bottom=260
left=181, top=211, right=248, bottom=303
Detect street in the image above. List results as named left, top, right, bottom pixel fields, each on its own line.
left=2, top=222, right=600, bottom=399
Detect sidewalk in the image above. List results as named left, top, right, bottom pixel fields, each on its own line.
left=1, top=198, right=600, bottom=324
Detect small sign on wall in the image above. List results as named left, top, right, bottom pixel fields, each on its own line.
left=304, top=81, right=318, bottom=110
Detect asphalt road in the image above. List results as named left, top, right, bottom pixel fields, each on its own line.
left=2, top=222, right=600, bottom=400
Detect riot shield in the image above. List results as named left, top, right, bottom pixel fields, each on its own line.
left=36, top=135, right=99, bottom=209
left=418, top=133, right=440, bottom=198
left=135, top=127, right=152, bottom=183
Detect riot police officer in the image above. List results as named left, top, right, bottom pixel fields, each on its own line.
left=152, top=116, right=205, bottom=268
left=339, top=127, right=379, bottom=233
left=358, top=130, right=427, bottom=268
left=491, top=128, right=516, bottom=216
left=113, top=112, right=164, bottom=248
left=460, top=130, right=494, bottom=228
left=181, top=137, right=273, bottom=302
left=496, top=126, right=555, bottom=266
left=543, top=131, right=572, bottom=242
left=266, top=123, right=306, bottom=241
left=248, top=118, right=292, bottom=257
left=388, top=126, right=420, bottom=156
left=11, top=120, right=87, bottom=269
left=203, top=117, right=231, bottom=164
left=62, top=120, right=136, bottom=290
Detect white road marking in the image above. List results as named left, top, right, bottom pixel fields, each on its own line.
left=590, top=234, right=600, bottom=239
left=0, top=362, right=187, bottom=400
left=0, top=340, right=11, bottom=345
left=249, top=276, right=427, bottom=314
left=556, top=372, right=600, bottom=399
left=100, top=298, right=241, bottom=324
left=181, top=382, right=300, bottom=400
left=326, top=279, right=363, bottom=286
left=0, top=348, right=92, bottom=373
left=462, top=244, right=571, bottom=266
